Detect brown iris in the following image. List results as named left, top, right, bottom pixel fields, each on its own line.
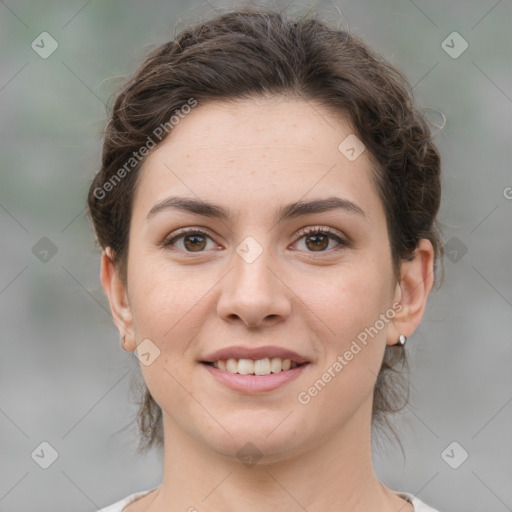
left=305, top=233, right=329, bottom=251
left=183, top=234, right=207, bottom=252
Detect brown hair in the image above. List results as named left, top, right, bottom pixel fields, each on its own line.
left=88, top=7, right=442, bottom=451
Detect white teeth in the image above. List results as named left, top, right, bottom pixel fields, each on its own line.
left=254, top=358, right=270, bottom=375
left=237, top=359, right=254, bottom=375
left=270, top=357, right=282, bottom=373
left=226, top=358, right=238, bottom=373
left=212, top=357, right=298, bottom=375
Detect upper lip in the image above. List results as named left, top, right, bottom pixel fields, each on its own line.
left=201, top=346, right=310, bottom=364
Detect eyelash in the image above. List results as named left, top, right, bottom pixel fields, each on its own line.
left=163, top=226, right=349, bottom=254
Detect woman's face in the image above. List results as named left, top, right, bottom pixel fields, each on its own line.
left=113, top=96, right=410, bottom=461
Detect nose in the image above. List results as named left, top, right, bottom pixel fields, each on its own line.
left=216, top=242, right=292, bottom=329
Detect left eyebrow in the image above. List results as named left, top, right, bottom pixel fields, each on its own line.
left=146, top=195, right=367, bottom=223
left=276, top=196, right=366, bottom=222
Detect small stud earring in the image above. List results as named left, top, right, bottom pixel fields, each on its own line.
left=397, top=334, right=407, bottom=346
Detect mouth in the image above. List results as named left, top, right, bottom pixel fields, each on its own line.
left=199, top=346, right=311, bottom=392
left=200, top=359, right=310, bottom=393
left=200, top=358, right=309, bottom=376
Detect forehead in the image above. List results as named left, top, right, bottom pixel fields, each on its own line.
left=133, top=96, right=381, bottom=221
left=154, top=95, right=354, bottom=157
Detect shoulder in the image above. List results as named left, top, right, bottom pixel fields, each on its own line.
left=396, top=491, right=441, bottom=512
left=97, top=488, right=157, bottom=512
left=98, top=488, right=440, bottom=512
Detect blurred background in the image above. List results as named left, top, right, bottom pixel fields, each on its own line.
left=0, top=1, right=511, bottom=511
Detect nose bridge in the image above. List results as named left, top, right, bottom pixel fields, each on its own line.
left=235, top=240, right=272, bottom=290
left=231, top=235, right=276, bottom=300
left=217, top=234, right=291, bottom=326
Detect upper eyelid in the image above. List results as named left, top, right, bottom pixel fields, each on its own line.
left=295, top=225, right=347, bottom=239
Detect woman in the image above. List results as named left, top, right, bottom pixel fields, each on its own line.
left=89, top=7, right=442, bottom=512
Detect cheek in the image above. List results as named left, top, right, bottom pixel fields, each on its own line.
left=301, top=257, right=393, bottom=392
left=126, top=250, right=219, bottom=385
left=127, top=248, right=200, bottom=332
left=296, top=272, right=391, bottom=423
left=304, top=257, right=393, bottom=339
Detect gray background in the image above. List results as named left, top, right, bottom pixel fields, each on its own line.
left=1, top=1, right=511, bottom=511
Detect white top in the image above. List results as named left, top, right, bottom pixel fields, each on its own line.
left=98, top=487, right=440, bottom=511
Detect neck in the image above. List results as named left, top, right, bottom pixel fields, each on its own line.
left=143, top=397, right=410, bottom=512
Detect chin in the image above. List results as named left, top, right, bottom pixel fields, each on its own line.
left=198, top=416, right=309, bottom=465
left=210, top=437, right=303, bottom=467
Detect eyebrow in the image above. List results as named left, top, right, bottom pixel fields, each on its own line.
left=146, top=195, right=366, bottom=223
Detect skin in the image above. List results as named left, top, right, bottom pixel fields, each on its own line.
left=101, top=95, right=434, bottom=512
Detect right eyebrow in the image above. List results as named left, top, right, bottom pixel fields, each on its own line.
left=147, top=196, right=232, bottom=221
left=146, top=195, right=366, bottom=223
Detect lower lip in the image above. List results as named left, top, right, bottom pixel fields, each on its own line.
left=201, top=363, right=309, bottom=393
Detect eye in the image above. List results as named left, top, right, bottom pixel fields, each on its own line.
left=163, top=228, right=220, bottom=252
left=163, top=226, right=349, bottom=254
left=293, top=226, right=348, bottom=253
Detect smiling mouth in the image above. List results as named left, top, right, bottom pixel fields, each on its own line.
left=201, top=358, right=309, bottom=376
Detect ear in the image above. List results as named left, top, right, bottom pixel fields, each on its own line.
left=387, top=238, right=435, bottom=346
left=100, top=248, right=136, bottom=351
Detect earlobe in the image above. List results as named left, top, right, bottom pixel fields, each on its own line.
left=100, top=248, right=136, bottom=351
left=387, top=239, right=435, bottom=346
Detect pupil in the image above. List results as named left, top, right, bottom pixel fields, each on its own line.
left=185, top=235, right=206, bottom=251
left=183, top=234, right=329, bottom=252
left=306, top=234, right=328, bottom=251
